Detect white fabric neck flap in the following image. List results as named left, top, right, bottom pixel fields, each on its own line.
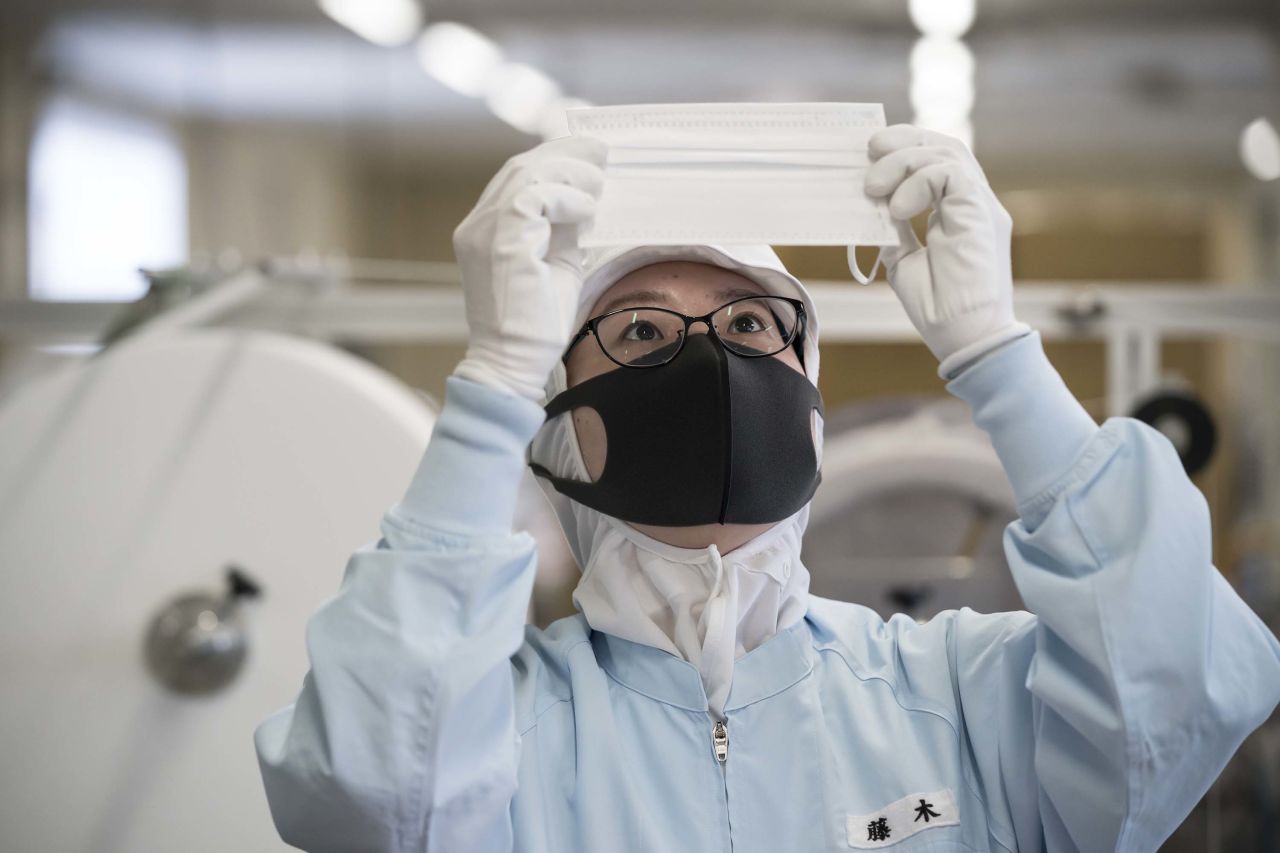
left=566, top=102, right=899, bottom=284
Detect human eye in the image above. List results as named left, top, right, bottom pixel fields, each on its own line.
left=621, top=319, right=664, bottom=342
left=728, top=312, right=770, bottom=334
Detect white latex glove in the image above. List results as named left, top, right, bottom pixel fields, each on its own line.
left=452, top=136, right=608, bottom=402
left=861, top=125, right=1030, bottom=378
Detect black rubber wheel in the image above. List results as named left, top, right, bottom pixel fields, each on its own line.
left=1130, top=391, right=1217, bottom=477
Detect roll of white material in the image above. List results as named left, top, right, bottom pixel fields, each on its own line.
left=0, top=330, right=434, bottom=852
left=803, top=399, right=1022, bottom=621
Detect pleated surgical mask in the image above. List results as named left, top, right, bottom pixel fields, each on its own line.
left=566, top=102, right=901, bottom=283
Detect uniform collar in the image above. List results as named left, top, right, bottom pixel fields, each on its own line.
left=590, top=616, right=814, bottom=713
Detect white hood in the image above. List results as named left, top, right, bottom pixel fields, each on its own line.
left=529, top=244, right=822, bottom=719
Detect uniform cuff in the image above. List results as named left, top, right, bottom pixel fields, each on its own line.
left=391, top=375, right=547, bottom=536
left=945, top=331, right=1099, bottom=511
left=936, top=322, right=1033, bottom=381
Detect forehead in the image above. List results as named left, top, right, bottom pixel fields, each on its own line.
left=588, top=261, right=767, bottom=318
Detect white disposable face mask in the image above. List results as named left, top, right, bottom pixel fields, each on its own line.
left=566, top=102, right=900, bottom=284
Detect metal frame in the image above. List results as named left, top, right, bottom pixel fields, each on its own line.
left=2, top=257, right=1278, bottom=416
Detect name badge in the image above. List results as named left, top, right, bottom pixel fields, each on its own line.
left=846, top=787, right=959, bottom=848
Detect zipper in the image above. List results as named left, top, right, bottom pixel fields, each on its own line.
left=712, top=719, right=729, bottom=763
left=711, top=716, right=732, bottom=849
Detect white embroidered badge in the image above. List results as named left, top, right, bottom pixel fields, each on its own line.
left=846, top=787, right=960, bottom=848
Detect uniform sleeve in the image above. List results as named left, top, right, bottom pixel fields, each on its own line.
left=944, top=332, right=1280, bottom=853
left=254, top=376, right=547, bottom=853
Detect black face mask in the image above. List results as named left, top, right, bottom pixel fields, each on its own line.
left=529, top=333, right=824, bottom=527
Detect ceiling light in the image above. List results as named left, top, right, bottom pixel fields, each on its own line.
left=317, top=0, right=423, bottom=48
left=485, top=63, right=561, bottom=134
left=1240, top=118, right=1280, bottom=182
left=908, top=0, right=976, bottom=39
left=910, top=36, right=974, bottom=81
left=910, top=38, right=975, bottom=123
left=416, top=21, right=504, bottom=97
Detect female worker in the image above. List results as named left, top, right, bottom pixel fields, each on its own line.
left=255, top=126, right=1280, bottom=852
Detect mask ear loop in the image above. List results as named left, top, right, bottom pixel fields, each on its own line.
left=847, top=245, right=887, bottom=286
left=849, top=219, right=919, bottom=285
left=528, top=361, right=596, bottom=486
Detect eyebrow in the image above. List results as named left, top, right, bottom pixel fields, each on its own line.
left=596, top=286, right=765, bottom=317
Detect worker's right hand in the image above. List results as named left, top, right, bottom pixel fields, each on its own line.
left=451, top=136, right=609, bottom=403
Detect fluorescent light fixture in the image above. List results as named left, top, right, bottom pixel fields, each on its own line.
left=910, top=36, right=973, bottom=81
left=416, top=21, right=504, bottom=97
left=908, top=0, right=976, bottom=38
left=318, top=0, right=422, bottom=48
left=909, top=38, right=974, bottom=121
left=485, top=62, right=561, bottom=134
left=413, top=20, right=573, bottom=138
left=1240, top=117, right=1280, bottom=182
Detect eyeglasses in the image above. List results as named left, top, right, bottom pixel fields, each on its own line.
left=564, top=295, right=807, bottom=369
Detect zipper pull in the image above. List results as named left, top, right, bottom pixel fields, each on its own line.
left=712, top=720, right=729, bottom=763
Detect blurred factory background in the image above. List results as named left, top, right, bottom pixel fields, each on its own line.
left=0, top=1, right=1278, bottom=851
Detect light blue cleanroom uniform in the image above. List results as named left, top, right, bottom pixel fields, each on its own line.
left=255, top=332, right=1280, bottom=852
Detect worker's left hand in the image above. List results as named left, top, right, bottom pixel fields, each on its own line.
left=862, top=124, right=1029, bottom=376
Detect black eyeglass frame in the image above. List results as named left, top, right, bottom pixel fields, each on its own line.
left=562, top=295, right=808, bottom=369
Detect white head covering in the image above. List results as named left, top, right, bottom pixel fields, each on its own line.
left=530, top=244, right=822, bottom=719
